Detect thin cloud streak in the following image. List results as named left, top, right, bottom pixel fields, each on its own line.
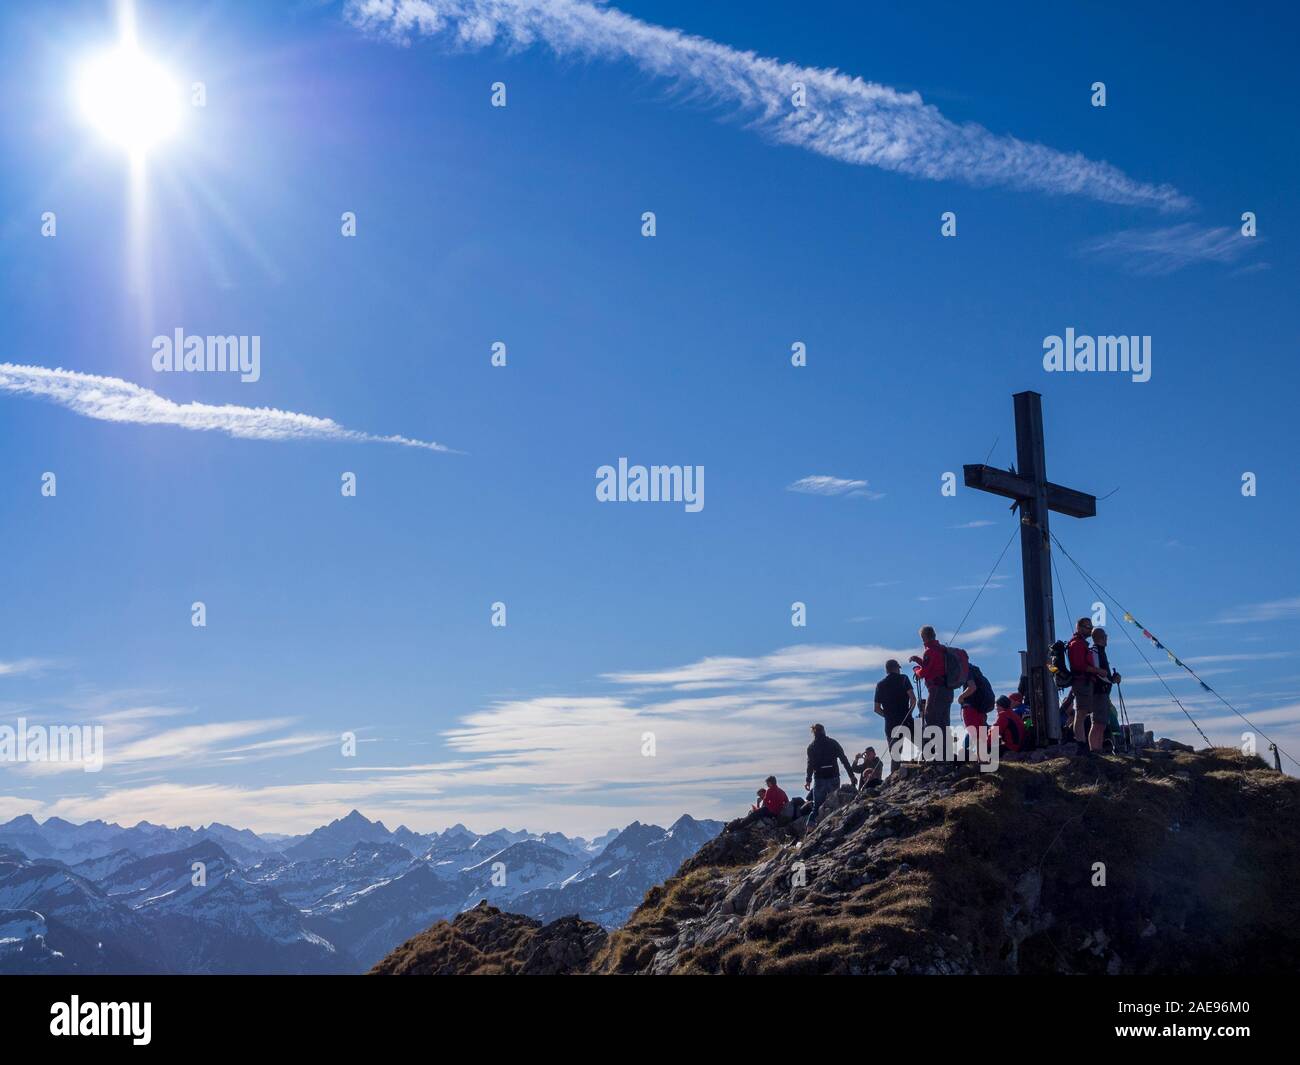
left=0, top=659, right=55, bottom=678
left=346, top=0, right=1190, bottom=211
left=787, top=475, right=883, bottom=500
left=1217, top=596, right=1300, bottom=625
left=1079, top=223, right=1260, bottom=275
left=0, top=364, right=457, bottom=452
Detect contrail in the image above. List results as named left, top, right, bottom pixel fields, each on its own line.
left=0, top=363, right=456, bottom=452
left=347, top=0, right=1191, bottom=212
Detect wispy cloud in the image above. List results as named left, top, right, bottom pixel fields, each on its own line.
left=346, top=0, right=1190, bottom=212
left=952, top=520, right=996, bottom=529
left=1185, top=652, right=1287, bottom=666
left=787, top=475, right=883, bottom=499
left=1217, top=596, right=1300, bottom=625
left=0, top=364, right=456, bottom=452
left=603, top=642, right=913, bottom=688
left=951, top=573, right=1009, bottom=591
left=603, top=626, right=1004, bottom=690
left=11, top=715, right=305, bottom=776
left=0, top=658, right=55, bottom=679
left=1078, top=223, right=1260, bottom=275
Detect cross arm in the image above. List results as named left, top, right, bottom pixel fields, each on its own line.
left=962, top=464, right=1097, bottom=519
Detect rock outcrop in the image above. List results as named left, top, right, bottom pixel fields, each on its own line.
left=369, top=901, right=606, bottom=975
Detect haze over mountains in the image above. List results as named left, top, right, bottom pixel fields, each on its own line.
left=0, top=809, right=721, bottom=973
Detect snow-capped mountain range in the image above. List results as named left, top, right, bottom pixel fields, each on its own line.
left=0, top=810, right=721, bottom=973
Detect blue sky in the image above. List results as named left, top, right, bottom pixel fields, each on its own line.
left=1, top=0, right=1297, bottom=836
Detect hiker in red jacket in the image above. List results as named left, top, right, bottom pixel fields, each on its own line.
left=909, top=625, right=955, bottom=736
left=742, top=776, right=791, bottom=826
left=994, top=696, right=1026, bottom=752
left=761, top=776, right=789, bottom=816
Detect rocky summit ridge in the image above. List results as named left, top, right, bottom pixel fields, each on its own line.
left=373, top=746, right=1300, bottom=975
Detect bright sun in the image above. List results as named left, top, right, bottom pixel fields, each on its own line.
left=76, top=46, right=182, bottom=155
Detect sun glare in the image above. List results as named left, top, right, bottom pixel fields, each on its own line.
left=76, top=46, right=182, bottom=155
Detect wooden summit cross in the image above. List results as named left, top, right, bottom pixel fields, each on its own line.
left=963, top=391, right=1097, bottom=743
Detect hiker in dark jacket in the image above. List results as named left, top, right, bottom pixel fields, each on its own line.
left=1092, top=628, right=1122, bottom=746
left=851, top=746, right=884, bottom=788
left=958, top=662, right=996, bottom=760
left=874, top=659, right=917, bottom=755
left=805, top=723, right=856, bottom=825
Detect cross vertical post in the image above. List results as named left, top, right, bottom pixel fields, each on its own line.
left=1013, top=392, right=1061, bottom=742
left=962, top=391, right=1098, bottom=745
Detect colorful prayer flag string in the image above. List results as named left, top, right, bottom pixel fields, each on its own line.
left=1122, top=613, right=1210, bottom=696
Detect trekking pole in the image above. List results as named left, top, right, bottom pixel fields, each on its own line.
left=913, top=672, right=926, bottom=762
left=1116, top=683, right=1132, bottom=752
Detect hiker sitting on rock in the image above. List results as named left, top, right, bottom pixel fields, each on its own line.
left=760, top=776, right=789, bottom=818
left=994, top=696, right=1026, bottom=753
left=806, top=723, right=856, bottom=825
left=851, top=746, right=884, bottom=788
left=741, top=776, right=794, bottom=826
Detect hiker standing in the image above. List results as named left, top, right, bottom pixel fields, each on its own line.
left=1068, top=617, right=1108, bottom=752
left=909, top=625, right=956, bottom=748
left=1092, top=628, right=1122, bottom=747
left=805, top=723, right=856, bottom=825
left=874, top=659, right=917, bottom=759
left=957, top=662, right=996, bottom=760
